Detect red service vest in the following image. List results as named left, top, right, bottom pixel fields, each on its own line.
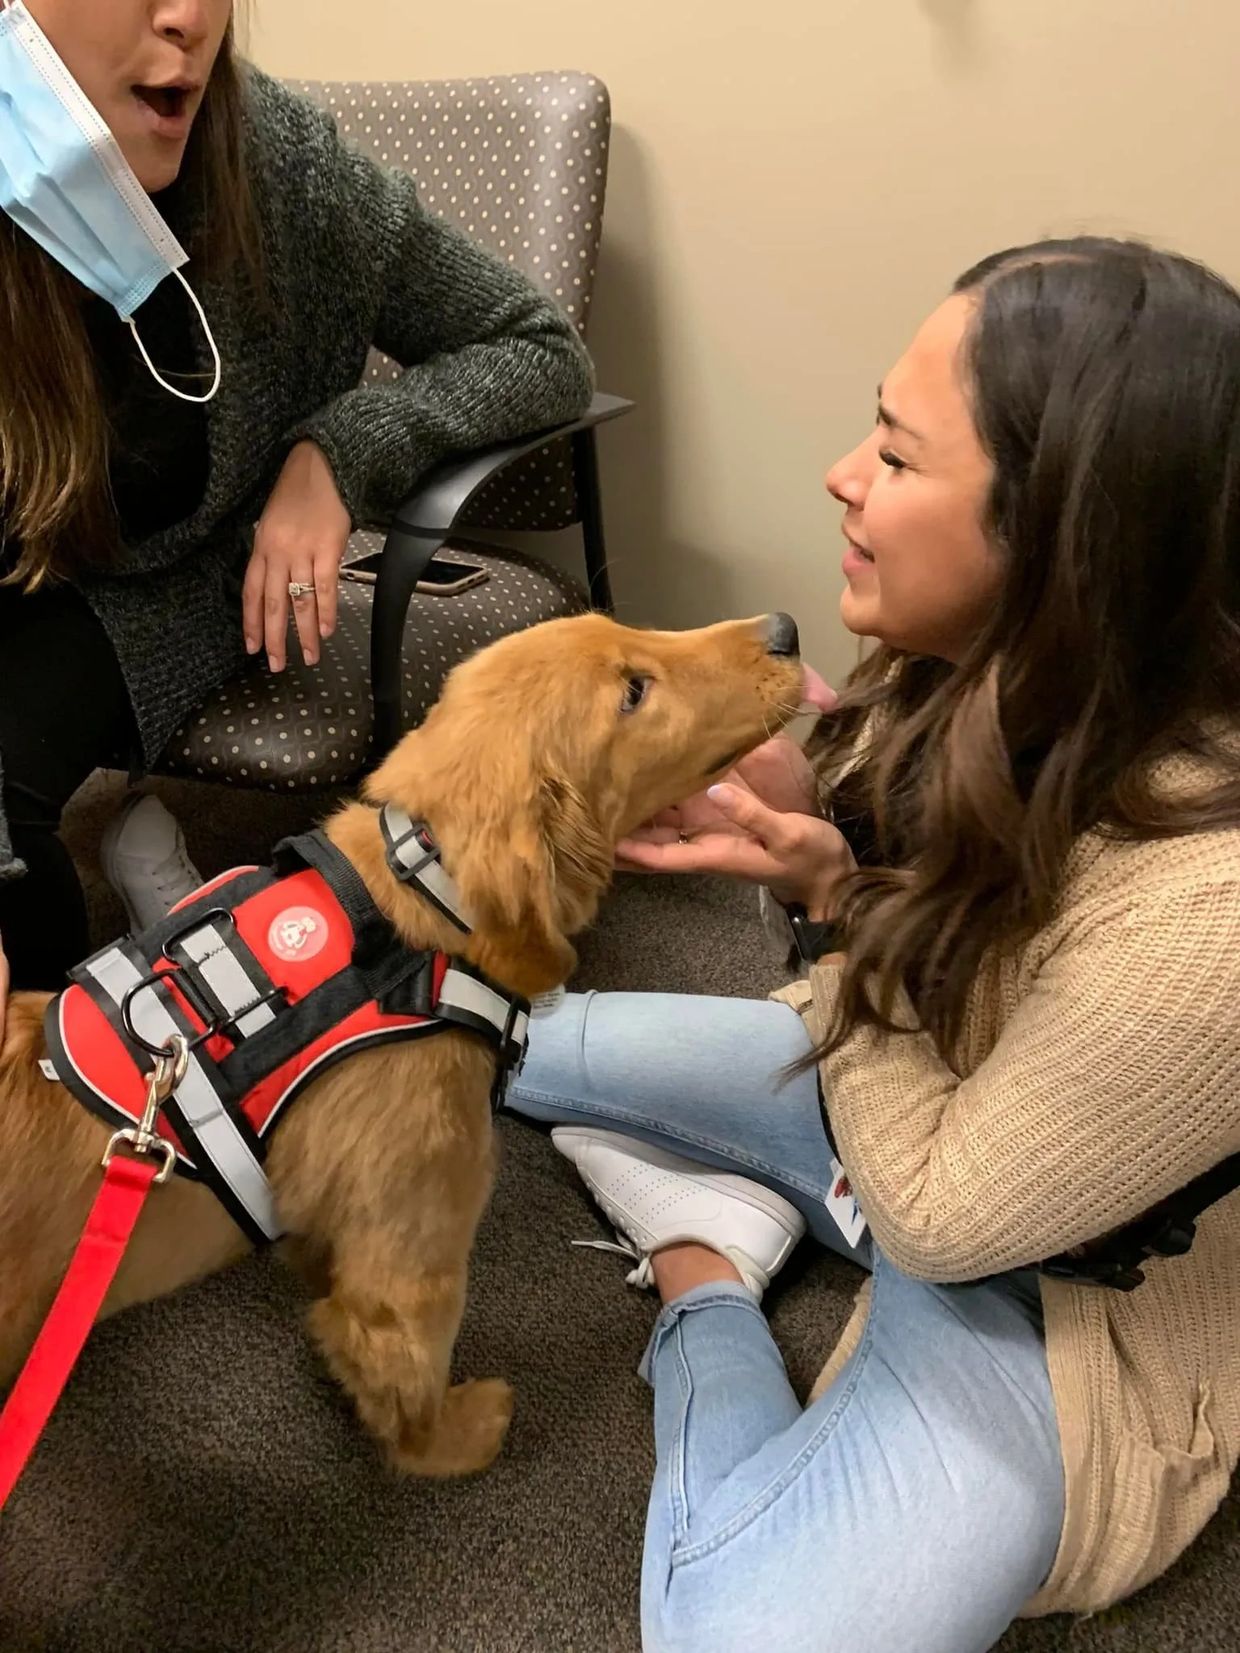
left=45, top=831, right=529, bottom=1244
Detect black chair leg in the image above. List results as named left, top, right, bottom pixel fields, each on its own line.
left=571, top=428, right=614, bottom=613
left=368, top=525, right=447, bottom=763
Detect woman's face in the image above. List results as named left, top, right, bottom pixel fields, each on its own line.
left=826, top=294, right=1001, bottom=663
left=25, top=0, right=233, bottom=193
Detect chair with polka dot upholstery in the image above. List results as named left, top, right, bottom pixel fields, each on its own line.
left=155, top=71, right=629, bottom=793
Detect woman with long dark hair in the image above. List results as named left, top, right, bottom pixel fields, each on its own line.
left=0, top=0, right=592, bottom=1020
left=510, top=239, right=1240, bottom=1650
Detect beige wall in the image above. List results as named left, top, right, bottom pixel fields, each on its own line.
left=251, top=0, right=1240, bottom=682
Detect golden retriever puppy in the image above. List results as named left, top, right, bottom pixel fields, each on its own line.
left=0, top=611, right=808, bottom=1477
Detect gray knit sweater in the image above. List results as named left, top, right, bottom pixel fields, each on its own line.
left=0, top=70, right=593, bottom=881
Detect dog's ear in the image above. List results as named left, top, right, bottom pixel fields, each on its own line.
left=363, top=707, right=611, bottom=992
left=437, top=768, right=610, bottom=994
left=428, top=768, right=580, bottom=992
left=451, top=771, right=611, bottom=943
left=539, top=772, right=613, bottom=926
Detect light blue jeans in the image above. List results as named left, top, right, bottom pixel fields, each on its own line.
left=508, top=991, right=1066, bottom=1653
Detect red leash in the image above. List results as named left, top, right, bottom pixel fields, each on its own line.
left=0, top=1038, right=184, bottom=1513
left=0, top=1154, right=160, bottom=1508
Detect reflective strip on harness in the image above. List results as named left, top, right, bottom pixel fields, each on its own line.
left=175, top=919, right=278, bottom=1038
left=381, top=804, right=474, bottom=933
left=439, top=967, right=529, bottom=1061
left=85, top=947, right=283, bottom=1242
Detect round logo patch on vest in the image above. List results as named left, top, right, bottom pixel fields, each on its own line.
left=268, top=906, right=328, bottom=964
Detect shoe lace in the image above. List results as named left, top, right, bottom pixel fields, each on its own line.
left=573, top=1236, right=770, bottom=1298
left=148, top=850, right=199, bottom=906
left=571, top=1236, right=656, bottom=1290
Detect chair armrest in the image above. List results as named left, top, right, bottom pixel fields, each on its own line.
left=385, top=391, right=632, bottom=539
left=366, top=390, right=632, bottom=760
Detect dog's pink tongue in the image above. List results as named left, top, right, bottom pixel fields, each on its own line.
left=800, top=664, right=838, bottom=714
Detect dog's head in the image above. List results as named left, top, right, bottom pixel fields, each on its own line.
left=362, top=612, right=814, bottom=991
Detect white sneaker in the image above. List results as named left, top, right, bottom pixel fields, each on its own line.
left=99, top=793, right=203, bottom=933
left=552, top=1127, right=806, bottom=1301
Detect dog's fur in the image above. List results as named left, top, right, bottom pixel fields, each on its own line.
left=0, top=613, right=803, bottom=1476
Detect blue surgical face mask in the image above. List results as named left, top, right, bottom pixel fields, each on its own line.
left=0, top=0, right=220, bottom=403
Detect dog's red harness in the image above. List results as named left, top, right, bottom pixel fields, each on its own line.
left=0, top=820, right=529, bottom=1507
left=42, top=829, right=528, bottom=1245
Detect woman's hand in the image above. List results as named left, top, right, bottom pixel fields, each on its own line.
left=243, top=441, right=351, bottom=672
left=618, top=732, right=857, bottom=917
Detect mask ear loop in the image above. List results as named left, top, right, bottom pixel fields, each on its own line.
left=127, top=268, right=221, bottom=404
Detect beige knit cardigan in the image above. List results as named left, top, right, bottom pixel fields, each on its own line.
left=777, top=795, right=1240, bottom=1614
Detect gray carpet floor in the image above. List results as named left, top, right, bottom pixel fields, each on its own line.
left=1, top=773, right=1235, bottom=1652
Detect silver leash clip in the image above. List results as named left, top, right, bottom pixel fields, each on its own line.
left=100, top=1032, right=189, bottom=1186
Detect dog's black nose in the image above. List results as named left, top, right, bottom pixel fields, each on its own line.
left=765, top=612, right=800, bottom=658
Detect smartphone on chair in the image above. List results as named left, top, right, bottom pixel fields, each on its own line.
left=340, top=551, right=489, bottom=596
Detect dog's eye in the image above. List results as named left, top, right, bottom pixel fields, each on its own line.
left=620, top=674, right=650, bottom=715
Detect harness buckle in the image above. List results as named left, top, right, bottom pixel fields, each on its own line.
left=1038, top=1203, right=1203, bottom=1291
left=100, top=1034, right=188, bottom=1187
left=490, top=995, right=528, bottom=1112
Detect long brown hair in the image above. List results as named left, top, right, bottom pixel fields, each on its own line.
left=814, top=238, right=1240, bottom=1068
left=0, top=19, right=258, bottom=590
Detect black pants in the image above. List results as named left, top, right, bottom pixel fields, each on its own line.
left=0, top=582, right=137, bottom=989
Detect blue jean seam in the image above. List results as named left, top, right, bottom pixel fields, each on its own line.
left=665, top=1258, right=883, bottom=1569
left=510, top=1083, right=832, bottom=1205
left=664, top=1314, right=693, bottom=1545
left=649, top=1287, right=774, bottom=1550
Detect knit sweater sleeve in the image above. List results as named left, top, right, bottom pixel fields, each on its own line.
left=813, top=875, right=1240, bottom=1281
left=275, top=89, right=595, bottom=525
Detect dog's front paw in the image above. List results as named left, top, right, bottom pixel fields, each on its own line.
left=392, top=1377, right=514, bottom=1478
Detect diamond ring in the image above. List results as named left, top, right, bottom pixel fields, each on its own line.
left=287, top=580, right=314, bottom=599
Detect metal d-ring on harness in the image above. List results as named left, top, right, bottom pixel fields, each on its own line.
left=117, top=906, right=289, bottom=1062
